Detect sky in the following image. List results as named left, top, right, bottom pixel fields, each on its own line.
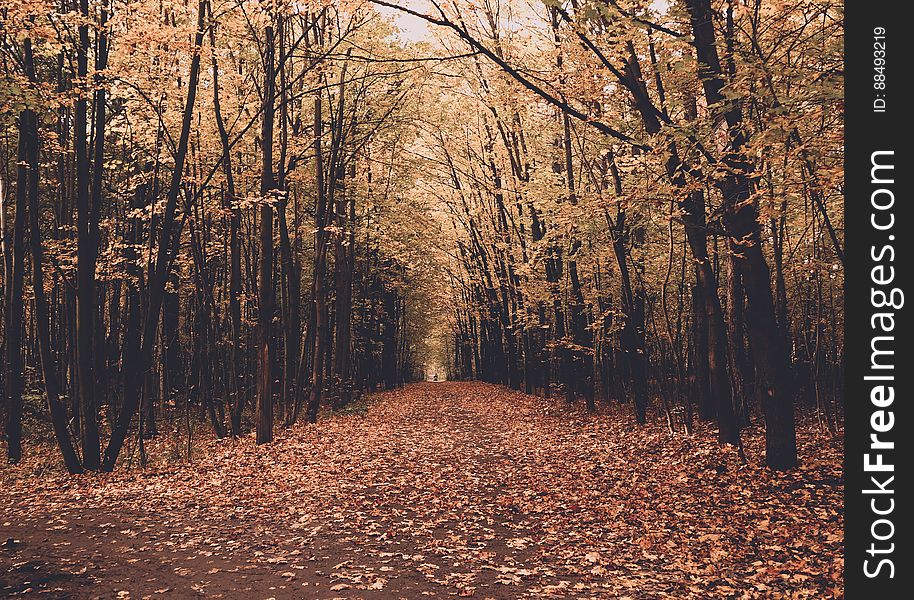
left=373, top=1, right=432, bottom=43
left=374, top=0, right=672, bottom=44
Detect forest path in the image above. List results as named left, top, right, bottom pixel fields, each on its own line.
left=2, top=382, right=842, bottom=599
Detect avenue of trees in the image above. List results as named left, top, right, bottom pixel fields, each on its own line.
left=411, top=0, right=843, bottom=471
left=1, top=0, right=440, bottom=473
left=1, top=0, right=843, bottom=473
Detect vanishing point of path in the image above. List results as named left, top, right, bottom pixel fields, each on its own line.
left=1, top=382, right=842, bottom=599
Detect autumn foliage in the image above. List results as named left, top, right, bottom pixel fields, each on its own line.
left=2, top=0, right=842, bottom=596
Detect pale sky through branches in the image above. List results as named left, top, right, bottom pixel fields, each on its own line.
left=374, top=0, right=672, bottom=43
left=374, top=0, right=430, bottom=42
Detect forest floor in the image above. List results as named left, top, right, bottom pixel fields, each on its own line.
left=1, top=382, right=842, bottom=599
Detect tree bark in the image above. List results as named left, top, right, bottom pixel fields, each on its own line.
left=4, top=108, right=28, bottom=465
left=685, top=0, right=796, bottom=468
left=208, top=11, right=245, bottom=435
left=256, top=14, right=277, bottom=445
left=75, top=0, right=100, bottom=469
left=307, top=92, right=329, bottom=424
left=23, top=97, right=83, bottom=473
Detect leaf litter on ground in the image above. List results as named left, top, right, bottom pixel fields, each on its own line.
left=1, top=382, right=842, bottom=598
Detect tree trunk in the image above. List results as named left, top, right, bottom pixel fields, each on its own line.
left=4, top=109, right=28, bottom=465
left=307, top=92, right=329, bottom=424
left=75, top=0, right=100, bottom=469
left=208, top=7, right=245, bottom=435
left=103, top=0, right=207, bottom=471
left=691, top=280, right=713, bottom=420
left=256, top=15, right=277, bottom=445
left=332, top=191, right=355, bottom=407
left=685, top=0, right=796, bottom=468
left=22, top=95, right=83, bottom=473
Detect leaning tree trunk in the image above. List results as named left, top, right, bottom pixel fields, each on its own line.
left=102, top=0, right=207, bottom=471
left=617, top=40, right=739, bottom=445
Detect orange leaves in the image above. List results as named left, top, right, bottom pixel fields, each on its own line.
left=1, top=382, right=842, bottom=598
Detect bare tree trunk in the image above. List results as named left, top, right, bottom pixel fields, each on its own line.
left=685, top=0, right=796, bottom=469
left=20, top=68, right=82, bottom=470
left=208, top=10, right=245, bottom=435
left=256, top=14, right=277, bottom=445
left=75, top=0, right=100, bottom=469
left=332, top=190, right=355, bottom=407
left=3, top=116, right=27, bottom=464
left=307, top=92, right=329, bottom=424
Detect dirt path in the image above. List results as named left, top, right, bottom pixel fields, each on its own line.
left=1, top=382, right=842, bottom=599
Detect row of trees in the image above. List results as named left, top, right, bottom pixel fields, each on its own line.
left=407, top=0, right=843, bottom=470
left=1, top=0, right=436, bottom=472
left=1, top=0, right=844, bottom=474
